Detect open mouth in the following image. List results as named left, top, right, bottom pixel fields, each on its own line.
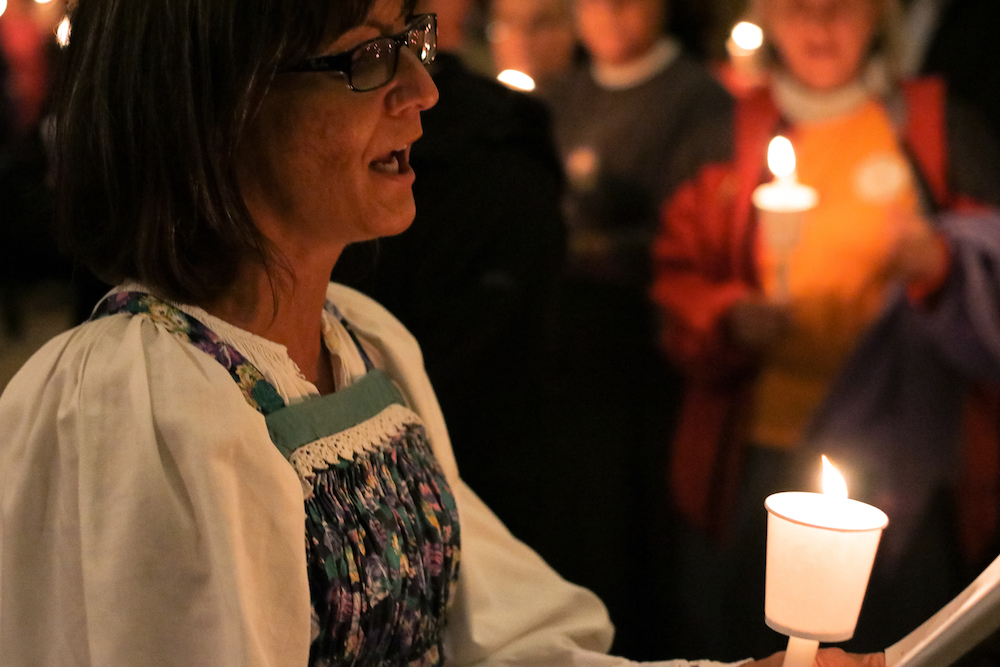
left=370, top=147, right=411, bottom=176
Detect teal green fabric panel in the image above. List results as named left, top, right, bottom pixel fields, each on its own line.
left=265, top=369, right=405, bottom=459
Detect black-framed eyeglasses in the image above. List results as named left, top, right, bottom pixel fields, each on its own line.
left=281, top=13, right=437, bottom=92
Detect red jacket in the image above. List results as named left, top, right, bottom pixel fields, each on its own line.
left=652, top=78, right=1000, bottom=561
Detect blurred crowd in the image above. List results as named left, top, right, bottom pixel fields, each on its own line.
left=5, top=0, right=1000, bottom=663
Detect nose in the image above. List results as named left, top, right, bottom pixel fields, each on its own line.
left=386, top=48, right=439, bottom=114
left=801, top=2, right=839, bottom=26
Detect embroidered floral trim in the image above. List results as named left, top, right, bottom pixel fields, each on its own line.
left=290, top=402, right=425, bottom=497
left=92, top=291, right=286, bottom=415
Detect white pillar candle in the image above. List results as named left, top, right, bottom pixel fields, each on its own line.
left=751, top=136, right=818, bottom=301
left=727, top=21, right=764, bottom=86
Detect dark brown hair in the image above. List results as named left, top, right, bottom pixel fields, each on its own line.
left=53, top=0, right=379, bottom=304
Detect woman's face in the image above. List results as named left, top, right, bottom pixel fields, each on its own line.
left=574, top=0, right=665, bottom=67
left=490, top=0, right=576, bottom=81
left=237, top=0, right=439, bottom=260
left=765, top=0, right=880, bottom=91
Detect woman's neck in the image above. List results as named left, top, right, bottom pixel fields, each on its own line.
left=772, top=59, right=890, bottom=124
left=204, top=252, right=339, bottom=394
left=591, top=38, right=680, bottom=91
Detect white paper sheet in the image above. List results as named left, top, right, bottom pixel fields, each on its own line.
left=885, top=551, right=1000, bottom=666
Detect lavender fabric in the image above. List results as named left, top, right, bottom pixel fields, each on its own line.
left=803, top=210, right=1000, bottom=560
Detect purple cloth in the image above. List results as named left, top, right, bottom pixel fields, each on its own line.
left=803, top=210, right=1000, bottom=563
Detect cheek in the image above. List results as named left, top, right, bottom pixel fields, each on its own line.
left=766, top=17, right=797, bottom=58
left=246, top=93, right=317, bottom=179
left=631, top=4, right=662, bottom=41
left=577, top=8, right=610, bottom=43
left=837, top=20, right=876, bottom=65
left=306, top=114, right=354, bottom=174
left=294, top=96, right=373, bottom=172
left=625, top=13, right=657, bottom=46
left=244, top=101, right=363, bottom=220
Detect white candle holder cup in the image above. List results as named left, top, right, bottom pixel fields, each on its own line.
left=757, top=209, right=804, bottom=302
left=764, top=492, right=888, bottom=667
left=757, top=208, right=806, bottom=257
left=752, top=181, right=817, bottom=303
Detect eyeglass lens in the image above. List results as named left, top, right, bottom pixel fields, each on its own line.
left=350, top=16, right=436, bottom=92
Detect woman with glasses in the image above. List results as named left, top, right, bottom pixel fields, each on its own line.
left=0, top=0, right=881, bottom=665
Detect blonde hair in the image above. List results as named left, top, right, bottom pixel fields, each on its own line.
left=748, top=0, right=906, bottom=86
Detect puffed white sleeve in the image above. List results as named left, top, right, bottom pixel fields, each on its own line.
left=0, top=315, right=311, bottom=667
left=327, top=283, right=748, bottom=667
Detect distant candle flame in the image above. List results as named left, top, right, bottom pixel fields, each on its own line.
left=731, top=22, right=763, bottom=51
left=34, top=0, right=54, bottom=4
left=56, top=16, right=71, bottom=47
left=497, top=69, right=536, bottom=92
left=0, top=0, right=7, bottom=18
left=768, top=136, right=797, bottom=180
left=822, top=456, right=848, bottom=499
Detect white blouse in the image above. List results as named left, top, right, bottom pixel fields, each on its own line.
left=0, top=282, right=746, bottom=667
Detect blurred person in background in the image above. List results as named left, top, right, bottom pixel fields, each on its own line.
left=0, top=0, right=62, bottom=337
left=542, top=0, right=732, bottom=658
left=486, top=0, right=578, bottom=93
left=546, top=0, right=731, bottom=304
left=332, top=0, right=568, bottom=558
left=653, top=0, right=1000, bottom=660
left=0, top=45, right=17, bottom=334
left=0, top=0, right=51, bottom=133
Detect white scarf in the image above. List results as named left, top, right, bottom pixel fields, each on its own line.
left=591, top=38, right=681, bottom=91
left=772, top=59, right=891, bottom=124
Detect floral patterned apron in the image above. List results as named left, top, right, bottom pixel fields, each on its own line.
left=93, top=291, right=461, bottom=667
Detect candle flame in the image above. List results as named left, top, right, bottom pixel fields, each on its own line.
left=497, top=69, right=536, bottom=92
left=821, top=455, right=848, bottom=499
left=731, top=22, right=763, bottom=51
left=56, top=16, right=71, bottom=47
left=0, top=0, right=6, bottom=18
left=768, top=136, right=797, bottom=179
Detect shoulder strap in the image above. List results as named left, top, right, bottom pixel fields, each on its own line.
left=91, top=291, right=286, bottom=416
left=886, top=77, right=952, bottom=215
left=323, top=300, right=376, bottom=372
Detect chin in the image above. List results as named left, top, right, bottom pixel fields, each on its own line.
left=372, top=204, right=417, bottom=240
left=588, top=40, right=630, bottom=66
left=383, top=215, right=416, bottom=239
left=793, top=61, right=857, bottom=91
left=812, top=76, right=855, bottom=91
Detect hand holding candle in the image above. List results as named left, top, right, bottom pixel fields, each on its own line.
left=765, top=457, right=888, bottom=667
left=752, top=136, right=818, bottom=302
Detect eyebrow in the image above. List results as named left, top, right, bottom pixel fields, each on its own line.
left=362, top=19, right=396, bottom=32
left=361, top=6, right=410, bottom=34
